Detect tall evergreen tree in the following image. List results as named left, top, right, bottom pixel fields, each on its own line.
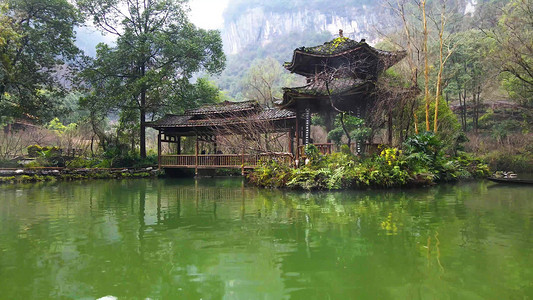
left=78, top=0, right=225, bottom=157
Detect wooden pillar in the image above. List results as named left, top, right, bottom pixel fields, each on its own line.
left=195, top=135, right=199, bottom=176
left=241, top=136, right=245, bottom=176
left=304, top=107, right=311, bottom=145
left=356, top=106, right=363, bottom=155
left=157, top=132, right=161, bottom=169
left=325, top=111, right=331, bottom=143
left=288, top=129, right=294, bottom=155
left=177, top=136, right=181, bottom=155
left=295, top=110, right=300, bottom=163
left=387, top=112, right=393, bottom=146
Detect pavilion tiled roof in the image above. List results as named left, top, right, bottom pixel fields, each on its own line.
left=150, top=115, right=193, bottom=127
left=284, top=37, right=407, bottom=77
left=283, top=78, right=372, bottom=97
left=254, top=108, right=296, bottom=120
left=148, top=102, right=295, bottom=130
left=185, top=100, right=258, bottom=115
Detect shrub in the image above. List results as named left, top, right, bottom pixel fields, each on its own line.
left=25, top=161, right=43, bottom=168
left=0, top=159, right=20, bottom=168
left=66, top=157, right=101, bottom=168
left=94, top=148, right=157, bottom=168
left=403, top=132, right=448, bottom=176
left=248, top=134, right=489, bottom=190
left=483, top=150, right=533, bottom=173
left=27, top=145, right=43, bottom=157
left=248, top=158, right=293, bottom=188
left=36, top=148, right=65, bottom=167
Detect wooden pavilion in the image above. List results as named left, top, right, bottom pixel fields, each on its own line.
left=279, top=33, right=406, bottom=155
left=148, top=100, right=296, bottom=173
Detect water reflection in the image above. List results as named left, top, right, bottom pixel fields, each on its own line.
left=0, top=179, right=532, bottom=299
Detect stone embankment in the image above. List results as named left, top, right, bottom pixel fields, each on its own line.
left=0, top=167, right=160, bottom=184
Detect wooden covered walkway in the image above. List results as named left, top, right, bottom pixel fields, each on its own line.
left=148, top=101, right=297, bottom=174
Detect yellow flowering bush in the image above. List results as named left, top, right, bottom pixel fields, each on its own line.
left=379, top=147, right=402, bottom=166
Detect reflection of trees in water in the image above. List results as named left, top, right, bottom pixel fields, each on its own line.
left=1, top=180, right=533, bottom=298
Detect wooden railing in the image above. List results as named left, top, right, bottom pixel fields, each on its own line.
left=298, top=143, right=383, bottom=157
left=298, top=143, right=334, bottom=157
left=160, top=153, right=293, bottom=169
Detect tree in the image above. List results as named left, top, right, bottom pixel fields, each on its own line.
left=0, top=0, right=82, bottom=122
left=421, top=0, right=431, bottom=132
left=432, top=0, right=456, bottom=133
left=383, top=0, right=467, bottom=134
left=327, top=113, right=371, bottom=149
left=78, top=0, right=225, bottom=157
left=444, top=30, right=494, bottom=131
left=487, top=0, right=533, bottom=106
left=239, top=57, right=300, bottom=107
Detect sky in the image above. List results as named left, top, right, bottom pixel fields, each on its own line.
left=76, top=0, right=230, bottom=56
left=189, top=0, right=230, bottom=29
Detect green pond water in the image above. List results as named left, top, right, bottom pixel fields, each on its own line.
left=0, top=178, right=532, bottom=299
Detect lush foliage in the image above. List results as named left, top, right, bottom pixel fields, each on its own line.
left=327, top=114, right=371, bottom=146
left=491, top=0, right=533, bottom=106
left=0, top=0, right=82, bottom=122
left=77, top=0, right=226, bottom=157
left=238, top=57, right=298, bottom=107
left=248, top=134, right=490, bottom=190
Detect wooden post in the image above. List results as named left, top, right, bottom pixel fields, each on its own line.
left=288, top=130, right=293, bottom=155
left=388, top=112, right=393, bottom=146
left=241, top=138, right=245, bottom=176
left=195, top=135, right=199, bottom=176
left=157, top=132, right=161, bottom=169
left=295, top=110, right=300, bottom=164
left=304, top=107, right=311, bottom=146
left=177, top=136, right=181, bottom=155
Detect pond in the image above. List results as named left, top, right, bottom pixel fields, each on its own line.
left=0, top=178, right=532, bottom=299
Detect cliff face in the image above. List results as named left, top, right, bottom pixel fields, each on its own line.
left=221, top=5, right=391, bottom=54
left=221, top=0, right=479, bottom=54
left=216, top=0, right=480, bottom=99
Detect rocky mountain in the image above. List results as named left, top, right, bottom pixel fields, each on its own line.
left=220, top=0, right=480, bottom=54
left=221, top=4, right=391, bottom=55
left=216, top=0, right=397, bottom=98
left=215, top=0, right=481, bottom=99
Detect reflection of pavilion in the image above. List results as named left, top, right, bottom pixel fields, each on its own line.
left=149, top=34, right=406, bottom=171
